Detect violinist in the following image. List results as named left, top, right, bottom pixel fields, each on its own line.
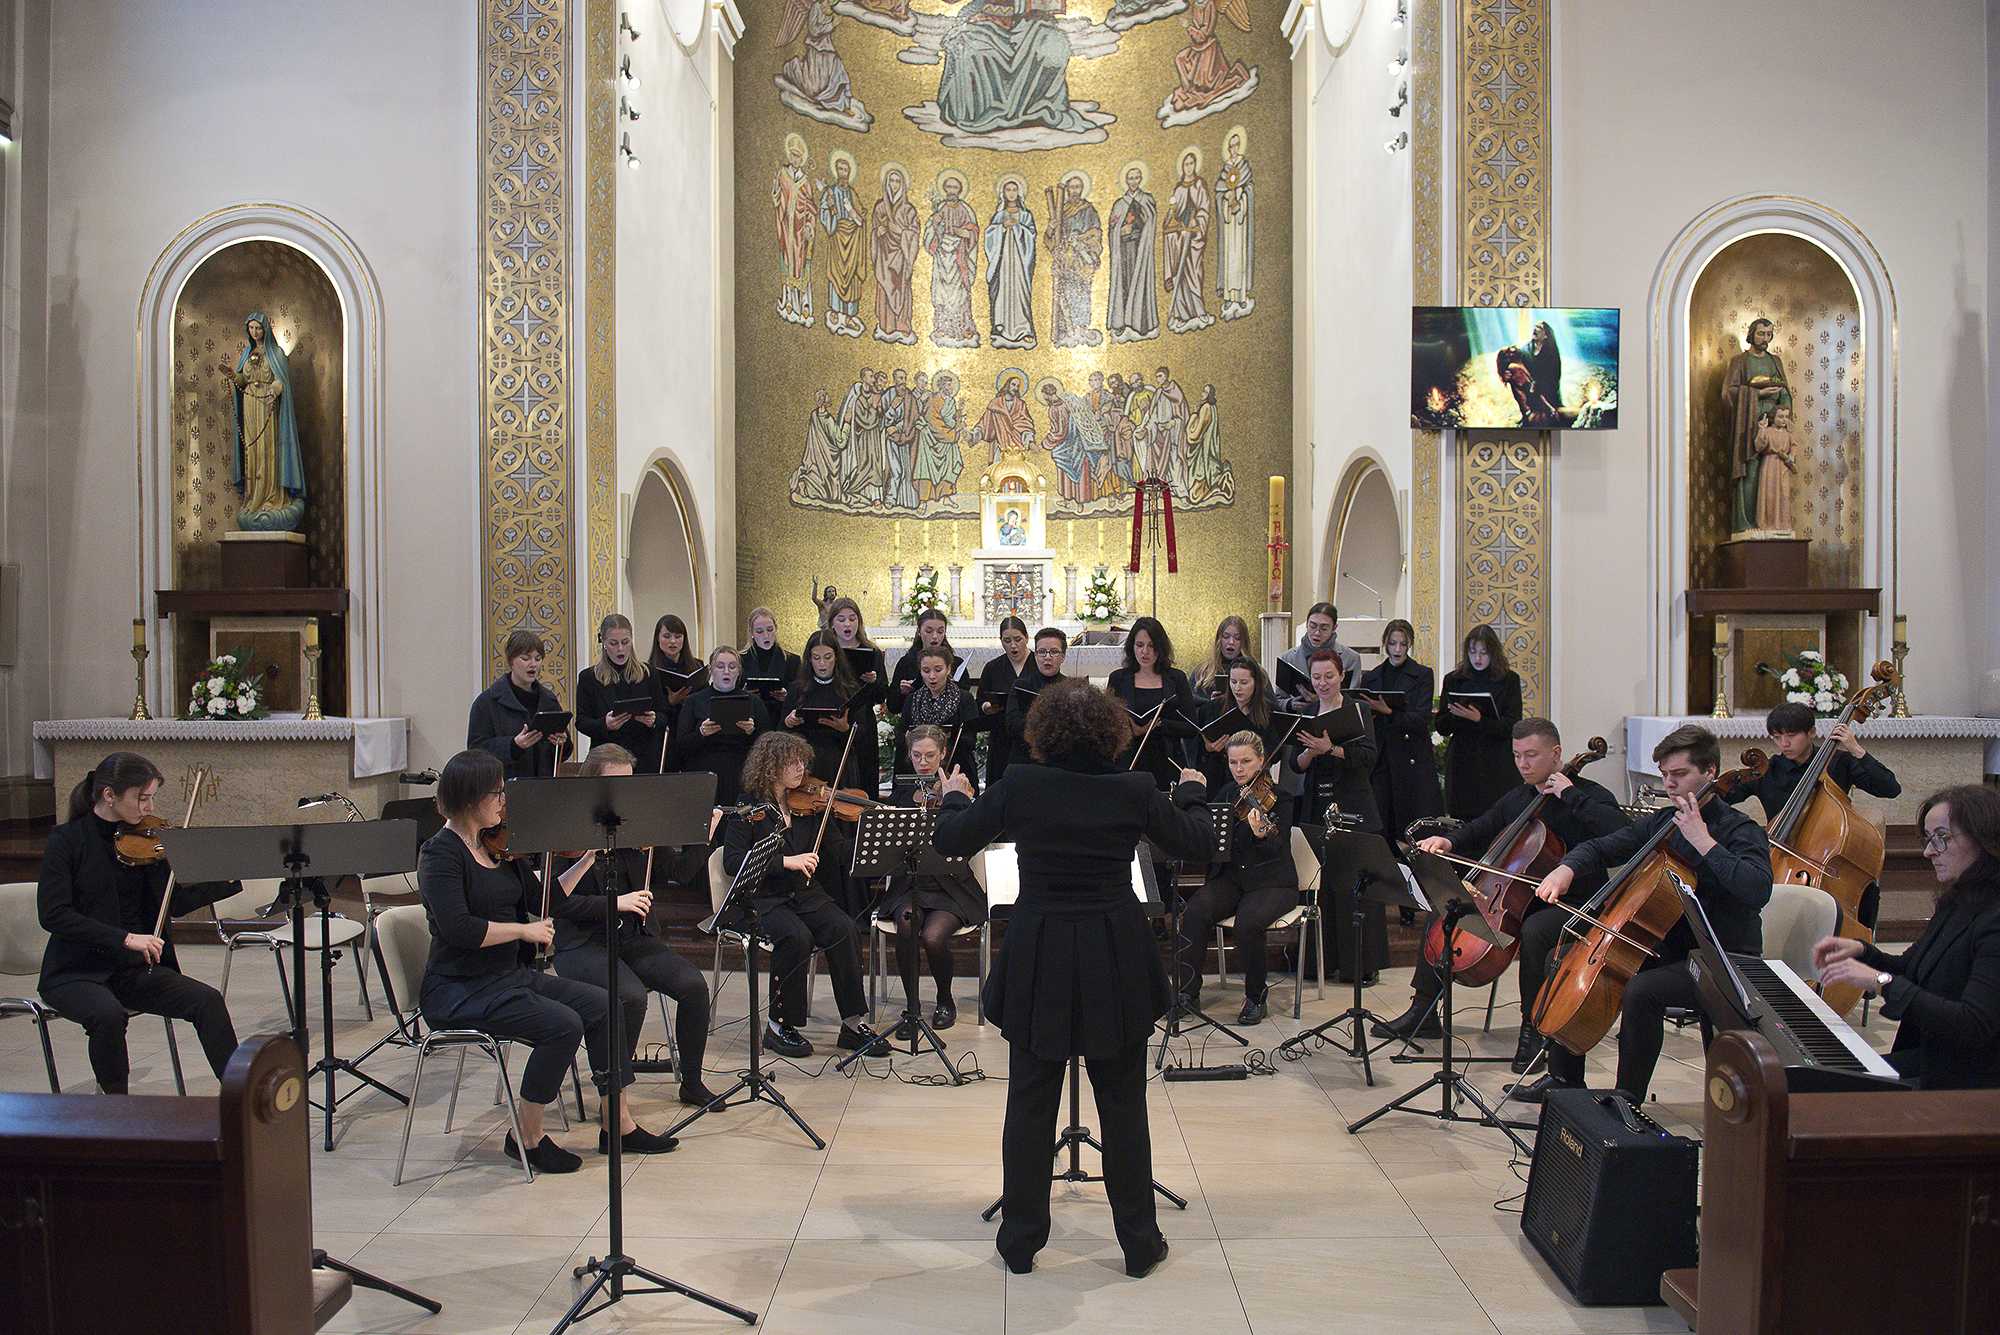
left=740, top=606, right=802, bottom=712
left=1286, top=647, right=1384, bottom=984
left=548, top=744, right=720, bottom=1112
left=673, top=645, right=771, bottom=805
left=1516, top=724, right=1771, bottom=1104
left=1720, top=700, right=1901, bottom=927
left=975, top=616, right=1033, bottom=786
left=1813, top=785, right=2000, bottom=1089
left=899, top=644, right=978, bottom=778
left=721, top=732, right=887, bottom=1060
left=37, top=753, right=242, bottom=1095
left=1377, top=719, right=1628, bottom=1074
left=468, top=629, right=569, bottom=779
left=1196, top=657, right=1284, bottom=791
left=883, top=725, right=986, bottom=1037
left=1005, top=627, right=1068, bottom=750
left=647, top=613, right=703, bottom=759
left=576, top=614, right=665, bottom=773
left=1435, top=623, right=1525, bottom=820
left=416, top=749, right=635, bottom=1174
left=1174, top=732, right=1298, bottom=1025
left=826, top=596, right=886, bottom=797
left=1356, top=619, right=1445, bottom=843
left=1107, top=617, right=1199, bottom=789
left=785, top=629, right=860, bottom=785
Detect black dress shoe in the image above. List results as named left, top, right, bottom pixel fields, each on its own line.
left=1370, top=997, right=1442, bottom=1040
left=1506, top=1072, right=1576, bottom=1105
left=679, top=1080, right=725, bottom=1108
left=1510, top=1022, right=1544, bottom=1074
left=505, top=1132, right=582, bottom=1174
left=1237, top=993, right=1268, bottom=1025
left=837, top=1021, right=891, bottom=1054
left=1125, top=1237, right=1169, bottom=1278
left=764, top=1022, right=813, bottom=1058
left=599, top=1125, right=679, bottom=1154
left=932, top=996, right=957, bottom=1030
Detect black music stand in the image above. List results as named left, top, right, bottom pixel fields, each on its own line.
left=1154, top=806, right=1249, bottom=1069
left=1386, top=850, right=1523, bottom=1067
left=1345, top=879, right=1535, bottom=1154
left=665, top=830, right=825, bottom=1148
left=837, top=805, right=960, bottom=1084
left=502, top=771, right=755, bottom=1332
left=1273, top=823, right=1412, bottom=1084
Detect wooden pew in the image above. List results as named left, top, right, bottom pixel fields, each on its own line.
left=1664, top=1030, right=2000, bottom=1334
left=0, top=1033, right=336, bottom=1335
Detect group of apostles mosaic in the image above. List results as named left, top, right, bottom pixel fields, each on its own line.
left=788, top=361, right=1235, bottom=518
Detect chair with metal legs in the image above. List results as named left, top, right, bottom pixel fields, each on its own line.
left=1206, top=829, right=1327, bottom=1018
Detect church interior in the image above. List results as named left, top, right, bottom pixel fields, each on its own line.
left=0, top=0, right=1995, bottom=1331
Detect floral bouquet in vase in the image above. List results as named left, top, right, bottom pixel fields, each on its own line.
left=1778, top=648, right=1850, bottom=717
left=1082, top=569, right=1122, bottom=624
left=903, top=567, right=948, bottom=624
left=184, top=648, right=270, bottom=720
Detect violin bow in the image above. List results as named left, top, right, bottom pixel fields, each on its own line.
left=149, top=764, right=211, bottom=942
left=815, top=717, right=862, bottom=855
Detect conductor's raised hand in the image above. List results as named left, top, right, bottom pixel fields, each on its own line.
left=939, top=766, right=975, bottom=799
left=1178, top=767, right=1207, bottom=788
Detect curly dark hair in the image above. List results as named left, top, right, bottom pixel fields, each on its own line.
left=741, top=730, right=815, bottom=802
left=1024, top=677, right=1134, bottom=763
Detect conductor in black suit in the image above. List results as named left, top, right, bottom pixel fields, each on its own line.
left=934, top=678, right=1213, bottom=1279
left=38, top=753, right=241, bottom=1094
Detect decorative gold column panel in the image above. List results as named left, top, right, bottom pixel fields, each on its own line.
left=482, top=0, right=573, bottom=686
left=584, top=0, right=618, bottom=626
left=1457, top=0, right=1549, bottom=709
left=1410, top=0, right=1444, bottom=666
left=1457, top=433, right=1547, bottom=707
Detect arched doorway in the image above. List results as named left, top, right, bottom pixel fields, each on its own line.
left=1329, top=460, right=1404, bottom=667
left=625, top=461, right=705, bottom=648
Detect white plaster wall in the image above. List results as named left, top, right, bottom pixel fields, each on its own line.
left=34, top=0, right=481, bottom=772
left=1556, top=0, right=1990, bottom=733
left=612, top=8, right=722, bottom=646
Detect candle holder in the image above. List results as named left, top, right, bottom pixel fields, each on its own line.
left=1891, top=640, right=1912, bottom=718
left=1710, top=641, right=1731, bottom=719
left=303, top=643, right=325, bottom=721
left=129, top=643, right=153, bottom=722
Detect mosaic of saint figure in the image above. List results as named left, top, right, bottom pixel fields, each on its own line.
left=1088, top=370, right=1134, bottom=496
left=838, top=367, right=888, bottom=501
left=1162, top=149, right=1213, bottom=333
left=975, top=370, right=1037, bottom=463
left=1105, top=162, right=1159, bottom=343
left=912, top=370, right=967, bottom=505
left=1045, top=173, right=1103, bottom=348
left=871, top=165, right=921, bottom=345
left=818, top=152, right=869, bottom=336
left=1039, top=377, right=1110, bottom=505
left=883, top=368, right=922, bottom=507
left=776, top=0, right=855, bottom=115
left=985, top=177, right=1038, bottom=351
left=923, top=171, right=981, bottom=349
left=791, top=387, right=844, bottom=502
left=937, top=0, right=1089, bottom=135
left=1141, top=365, right=1189, bottom=496
left=1170, top=0, right=1252, bottom=113
left=1215, top=128, right=1254, bottom=319
left=1185, top=382, right=1231, bottom=502
left=773, top=133, right=817, bottom=327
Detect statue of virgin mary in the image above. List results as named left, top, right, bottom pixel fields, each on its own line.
left=220, top=312, right=307, bottom=531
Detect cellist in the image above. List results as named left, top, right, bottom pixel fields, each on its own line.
left=1376, top=719, right=1628, bottom=1075
left=1513, top=724, right=1771, bottom=1104
left=1719, top=700, right=1900, bottom=928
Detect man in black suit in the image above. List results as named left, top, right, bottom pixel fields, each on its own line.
left=39, top=754, right=241, bottom=1094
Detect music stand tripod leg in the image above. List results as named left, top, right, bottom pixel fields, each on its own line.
left=313, top=1249, right=441, bottom=1315
left=982, top=1053, right=1187, bottom=1220
left=1153, top=879, right=1249, bottom=1071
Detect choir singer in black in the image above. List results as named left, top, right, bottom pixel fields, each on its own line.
left=934, top=679, right=1212, bottom=1280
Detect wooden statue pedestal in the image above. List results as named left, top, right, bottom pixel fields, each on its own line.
left=219, top=530, right=308, bottom=588
left=1717, top=536, right=1808, bottom=589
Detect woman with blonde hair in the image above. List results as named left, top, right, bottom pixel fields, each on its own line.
left=577, top=614, right=666, bottom=772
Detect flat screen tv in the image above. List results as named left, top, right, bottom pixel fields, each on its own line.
left=1411, top=306, right=1619, bottom=430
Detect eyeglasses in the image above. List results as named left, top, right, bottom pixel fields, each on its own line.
left=1921, top=829, right=1955, bottom=852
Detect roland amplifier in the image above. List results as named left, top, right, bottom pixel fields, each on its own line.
left=1521, top=1088, right=1698, bottom=1306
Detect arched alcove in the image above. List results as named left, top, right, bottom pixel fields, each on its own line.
left=1645, top=195, right=1896, bottom=714
left=136, top=204, right=386, bottom=716
left=1328, top=456, right=1404, bottom=657
left=626, top=458, right=708, bottom=647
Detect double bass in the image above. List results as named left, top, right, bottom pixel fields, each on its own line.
left=1742, top=661, right=1899, bottom=1015
left=1418, top=736, right=1609, bottom=987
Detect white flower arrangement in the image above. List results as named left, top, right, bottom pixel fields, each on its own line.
left=902, top=567, right=948, bottom=624
left=1780, top=649, right=1849, bottom=717
left=184, top=646, right=269, bottom=720
left=1082, top=569, right=1123, bottom=624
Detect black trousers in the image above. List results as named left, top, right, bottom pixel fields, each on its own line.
left=736, top=889, right=867, bottom=1027
left=1409, top=896, right=1570, bottom=1015
left=421, top=968, right=614, bottom=1106
left=1546, top=955, right=1703, bottom=1100
left=1175, top=877, right=1296, bottom=999
left=43, top=967, right=239, bottom=1095
left=554, top=935, right=709, bottom=1084
left=999, top=1039, right=1160, bottom=1269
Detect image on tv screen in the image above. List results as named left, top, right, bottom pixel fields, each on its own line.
left=1411, top=306, right=1619, bottom=430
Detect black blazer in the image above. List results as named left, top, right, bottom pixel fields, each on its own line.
left=673, top=687, right=773, bottom=805
left=468, top=674, right=568, bottom=778
left=37, top=815, right=239, bottom=991
left=1434, top=667, right=1524, bottom=819
left=576, top=667, right=668, bottom=772
left=416, top=825, right=542, bottom=980
left=1208, top=780, right=1299, bottom=895
left=1106, top=666, right=1200, bottom=784
left=934, top=753, right=1213, bottom=1059
left=1448, top=775, right=1630, bottom=902
left=975, top=653, right=1032, bottom=784
left=1285, top=704, right=1382, bottom=832
left=1861, top=878, right=2000, bottom=1090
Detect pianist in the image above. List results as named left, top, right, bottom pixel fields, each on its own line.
left=1814, top=784, right=2000, bottom=1090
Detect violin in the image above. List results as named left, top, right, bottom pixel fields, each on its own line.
left=479, top=822, right=520, bottom=861
left=907, top=774, right=946, bottom=810
left=785, top=780, right=885, bottom=822
left=1231, top=773, right=1279, bottom=822
left=115, top=813, right=173, bottom=866
left=1420, top=736, right=1608, bottom=987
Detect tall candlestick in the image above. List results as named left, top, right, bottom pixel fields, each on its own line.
left=133, top=618, right=146, bottom=648
left=1893, top=613, right=1907, bottom=646
left=305, top=616, right=319, bottom=650
left=1714, top=616, right=1729, bottom=648
left=1710, top=616, right=1731, bottom=719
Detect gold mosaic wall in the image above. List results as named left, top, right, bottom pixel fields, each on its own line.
left=584, top=0, right=619, bottom=628
left=1410, top=0, right=1443, bottom=666
left=1454, top=0, right=1548, bottom=711
left=732, top=0, right=1293, bottom=640
left=481, top=0, right=574, bottom=687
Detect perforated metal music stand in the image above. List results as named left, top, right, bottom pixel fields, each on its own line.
left=836, top=804, right=961, bottom=1083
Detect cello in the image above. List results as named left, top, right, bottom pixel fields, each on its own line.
left=1418, top=736, right=1609, bottom=988
left=1744, top=662, right=1899, bottom=1015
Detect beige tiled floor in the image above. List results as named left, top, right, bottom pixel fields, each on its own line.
left=1, top=939, right=1907, bottom=1334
